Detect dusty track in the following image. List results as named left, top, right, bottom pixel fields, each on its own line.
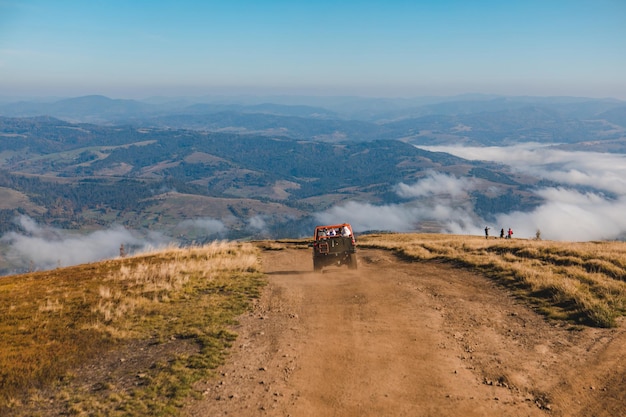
left=186, top=246, right=626, bottom=417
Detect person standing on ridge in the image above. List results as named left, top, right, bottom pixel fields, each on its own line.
left=484, top=226, right=490, bottom=239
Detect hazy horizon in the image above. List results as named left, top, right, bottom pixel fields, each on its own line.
left=1, top=91, right=625, bottom=104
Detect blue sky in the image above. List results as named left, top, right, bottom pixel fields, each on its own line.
left=1, top=0, right=625, bottom=99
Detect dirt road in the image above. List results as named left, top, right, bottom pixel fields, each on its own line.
left=186, top=246, right=626, bottom=417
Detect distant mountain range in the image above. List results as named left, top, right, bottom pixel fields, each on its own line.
left=1, top=94, right=625, bottom=273
left=1, top=94, right=625, bottom=150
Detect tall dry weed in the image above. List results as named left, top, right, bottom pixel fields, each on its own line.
left=87, top=241, right=259, bottom=329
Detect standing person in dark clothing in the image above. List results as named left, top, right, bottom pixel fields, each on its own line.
left=500, top=228, right=505, bottom=239
left=484, top=226, right=490, bottom=239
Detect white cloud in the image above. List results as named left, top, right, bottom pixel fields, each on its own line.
left=317, top=185, right=626, bottom=241
left=495, top=188, right=626, bottom=241
left=416, top=144, right=626, bottom=241
left=16, top=214, right=42, bottom=235
left=315, top=201, right=419, bottom=233
left=394, top=171, right=477, bottom=199
left=422, top=144, right=626, bottom=195
left=315, top=199, right=483, bottom=235
left=247, top=215, right=270, bottom=236
left=316, top=173, right=485, bottom=234
left=316, top=172, right=482, bottom=236
left=317, top=147, right=626, bottom=242
left=1, top=215, right=169, bottom=271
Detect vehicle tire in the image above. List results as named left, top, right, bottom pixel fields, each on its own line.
left=313, top=258, right=322, bottom=272
left=348, top=253, right=357, bottom=270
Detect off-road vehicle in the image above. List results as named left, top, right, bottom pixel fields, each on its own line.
left=311, top=223, right=357, bottom=272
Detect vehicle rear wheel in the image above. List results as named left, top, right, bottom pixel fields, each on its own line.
left=348, top=253, right=357, bottom=270
left=313, top=258, right=322, bottom=272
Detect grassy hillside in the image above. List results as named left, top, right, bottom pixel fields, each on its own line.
left=0, top=242, right=264, bottom=416
left=359, top=233, right=626, bottom=328
left=3, top=234, right=626, bottom=415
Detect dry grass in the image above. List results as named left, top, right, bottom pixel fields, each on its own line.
left=0, top=241, right=264, bottom=416
left=359, top=233, right=626, bottom=328
left=4, top=233, right=626, bottom=415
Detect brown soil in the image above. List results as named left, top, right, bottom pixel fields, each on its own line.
left=185, top=246, right=626, bottom=417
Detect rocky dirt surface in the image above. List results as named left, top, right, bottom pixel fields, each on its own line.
left=185, top=246, right=626, bottom=417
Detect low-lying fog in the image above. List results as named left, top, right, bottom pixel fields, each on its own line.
left=316, top=144, right=626, bottom=242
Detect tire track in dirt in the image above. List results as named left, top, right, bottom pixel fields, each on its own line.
left=185, top=246, right=626, bottom=417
